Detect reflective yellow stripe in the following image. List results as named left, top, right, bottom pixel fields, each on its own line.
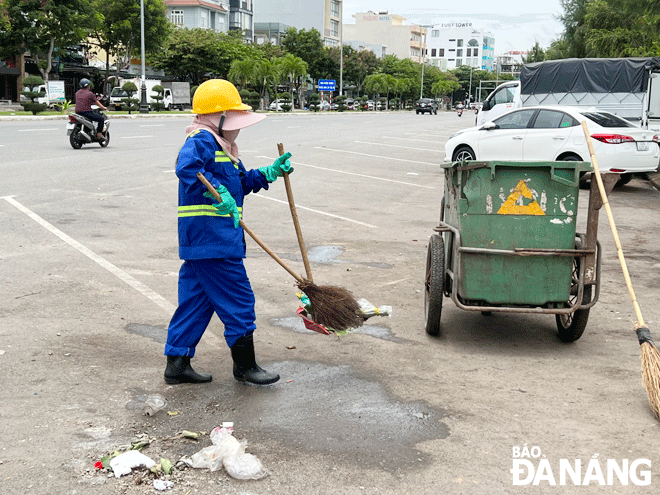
left=178, top=204, right=243, bottom=218
left=215, top=150, right=238, bottom=169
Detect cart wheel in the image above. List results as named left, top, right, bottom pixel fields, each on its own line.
left=556, top=251, right=591, bottom=342
left=425, top=234, right=445, bottom=336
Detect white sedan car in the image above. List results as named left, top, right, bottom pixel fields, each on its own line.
left=445, top=106, right=659, bottom=185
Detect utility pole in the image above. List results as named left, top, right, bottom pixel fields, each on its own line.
left=139, top=0, right=149, bottom=114
left=419, top=24, right=433, bottom=99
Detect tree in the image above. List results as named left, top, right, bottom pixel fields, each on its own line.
left=151, top=28, right=256, bottom=84
left=281, top=27, right=324, bottom=80
left=20, top=75, right=47, bottom=114
left=228, top=58, right=259, bottom=90
left=277, top=53, right=308, bottom=109
left=3, top=0, right=97, bottom=82
left=89, top=0, right=170, bottom=94
left=524, top=42, right=546, bottom=63
left=343, top=48, right=381, bottom=96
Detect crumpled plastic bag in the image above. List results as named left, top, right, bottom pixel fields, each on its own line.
left=357, top=298, right=392, bottom=318
left=109, top=450, right=156, bottom=478
left=223, top=453, right=270, bottom=480
left=188, top=434, right=244, bottom=472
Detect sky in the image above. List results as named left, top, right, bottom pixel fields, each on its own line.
left=341, top=1, right=565, bottom=55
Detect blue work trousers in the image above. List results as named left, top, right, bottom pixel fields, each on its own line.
left=78, top=110, right=105, bottom=134
left=164, top=258, right=256, bottom=356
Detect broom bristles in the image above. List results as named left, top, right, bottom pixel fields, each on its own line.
left=640, top=341, right=660, bottom=420
left=297, top=280, right=364, bottom=332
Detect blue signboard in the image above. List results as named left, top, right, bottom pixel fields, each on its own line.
left=318, top=79, right=336, bottom=91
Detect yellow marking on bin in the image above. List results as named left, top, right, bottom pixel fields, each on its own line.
left=497, top=180, right=545, bottom=215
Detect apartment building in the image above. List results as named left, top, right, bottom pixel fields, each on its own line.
left=164, top=0, right=230, bottom=33
left=426, top=23, right=495, bottom=71
left=342, top=11, right=427, bottom=63
left=252, top=0, right=342, bottom=47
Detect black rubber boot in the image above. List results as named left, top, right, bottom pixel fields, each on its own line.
left=231, top=334, right=280, bottom=385
left=164, top=356, right=212, bottom=385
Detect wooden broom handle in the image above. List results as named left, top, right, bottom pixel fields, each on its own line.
left=196, top=172, right=304, bottom=284
left=278, top=143, right=314, bottom=282
left=581, top=121, right=646, bottom=328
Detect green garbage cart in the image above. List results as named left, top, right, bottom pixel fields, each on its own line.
left=425, top=160, right=615, bottom=342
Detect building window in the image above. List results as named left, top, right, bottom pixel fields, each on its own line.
left=466, top=48, right=471, bottom=56
left=330, top=19, right=339, bottom=37
left=331, top=0, right=340, bottom=17
left=439, top=48, right=444, bottom=57
left=431, top=48, right=436, bottom=57
left=200, top=10, right=208, bottom=28
left=456, top=59, right=462, bottom=66
left=171, top=10, right=184, bottom=26
left=449, top=39, right=455, bottom=42
left=457, top=39, right=463, bottom=47
left=432, top=30, right=439, bottom=37
left=473, top=48, right=478, bottom=57
left=468, top=38, right=479, bottom=46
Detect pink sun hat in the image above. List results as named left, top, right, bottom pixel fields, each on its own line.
left=222, top=110, right=266, bottom=131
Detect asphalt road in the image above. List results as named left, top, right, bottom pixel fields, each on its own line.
left=1, top=110, right=659, bottom=494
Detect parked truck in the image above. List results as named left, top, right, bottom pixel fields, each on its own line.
left=20, top=80, right=66, bottom=109
left=109, top=78, right=161, bottom=110
left=162, top=81, right=191, bottom=111
left=477, top=57, right=660, bottom=130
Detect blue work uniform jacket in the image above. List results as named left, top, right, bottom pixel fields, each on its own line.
left=176, top=129, right=269, bottom=260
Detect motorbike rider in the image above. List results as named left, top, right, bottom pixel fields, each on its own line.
left=74, top=79, right=108, bottom=140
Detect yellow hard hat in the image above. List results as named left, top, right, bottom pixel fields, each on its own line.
left=192, top=79, right=252, bottom=114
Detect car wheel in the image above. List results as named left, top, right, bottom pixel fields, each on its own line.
left=615, top=173, right=633, bottom=188
left=452, top=146, right=476, bottom=162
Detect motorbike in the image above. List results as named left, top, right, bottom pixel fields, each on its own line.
left=67, top=106, right=110, bottom=149
left=457, top=107, right=463, bottom=117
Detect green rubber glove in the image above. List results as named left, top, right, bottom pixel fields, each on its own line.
left=203, top=185, right=240, bottom=228
left=259, top=152, right=293, bottom=183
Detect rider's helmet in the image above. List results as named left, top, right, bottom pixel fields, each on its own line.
left=80, top=78, right=91, bottom=88
left=192, top=79, right=251, bottom=114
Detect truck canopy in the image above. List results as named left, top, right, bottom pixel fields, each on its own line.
left=520, top=58, right=660, bottom=120
left=521, top=58, right=660, bottom=95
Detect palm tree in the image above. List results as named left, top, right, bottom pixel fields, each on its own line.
left=278, top=53, right=308, bottom=109
left=255, top=59, right=283, bottom=110
left=228, top=58, right=257, bottom=90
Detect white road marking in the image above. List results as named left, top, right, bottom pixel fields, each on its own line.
left=253, top=194, right=377, bottom=228
left=313, top=147, right=438, bottom=165
left=354, top=140, right=442, bottom=152
left=18, top=128, right=58, bottom=132
left=256, top=155, right=435, bottom=189
left=1, top=195, right=176, bottom=314
left=384, top=136, right=444, bottom=143
left=120, top=135, right=154, bottom=139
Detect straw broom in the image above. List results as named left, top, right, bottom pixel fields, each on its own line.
left=197, top=172, right=363, bottom=332
left=581, top=121, right=660, bottom=419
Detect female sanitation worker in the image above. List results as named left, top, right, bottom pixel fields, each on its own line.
left=164, top=79, right=293, bottom=385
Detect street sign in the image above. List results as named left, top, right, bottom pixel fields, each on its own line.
left=318, top=79, right=336, bottom=91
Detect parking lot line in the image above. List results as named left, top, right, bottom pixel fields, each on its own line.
left=354, top=140, right=441, bottom=152
left=253, top=194, right=377, bottom=228
left=384, top=136, right=444, bottom=143
left=2, top=195, right=176, bottom=314
left=313, top=147, right=438, bottom=165
left=256, top=155, right=435, bottom=189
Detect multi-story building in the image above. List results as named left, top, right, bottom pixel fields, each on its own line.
left=496, top=51, right=526, bottom=78
left=426, top=23, right=495, bottom=71
left=252, top=0, right=342, bottom=47
left=229, top=0, right=254, bottom=41
left=346, top=40, right=387, bottom=59
left=163, top=0, right=230, bottom=33
left=342, top=11, right=427, bottom=63
left=254, top=22, right=290, bottom=45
